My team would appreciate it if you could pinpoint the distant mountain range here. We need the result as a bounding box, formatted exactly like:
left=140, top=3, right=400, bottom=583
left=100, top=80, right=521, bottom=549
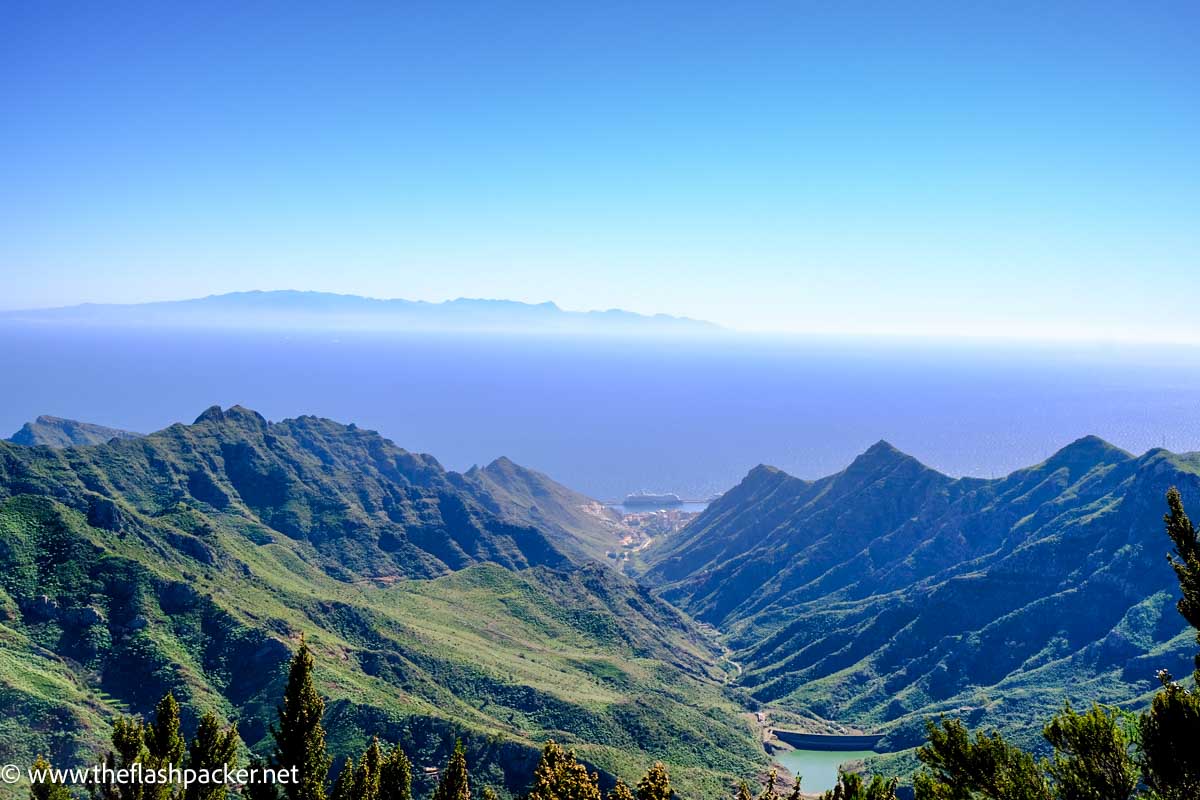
left=7, top=415, right=142, bottom=448
left=0, top=291, right=721, bottom=335
left=639, top=436, right=1200, bottom=765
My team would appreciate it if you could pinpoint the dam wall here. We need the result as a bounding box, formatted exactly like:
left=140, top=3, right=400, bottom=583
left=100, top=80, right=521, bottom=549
left=771, top=729, right=883, bottom=752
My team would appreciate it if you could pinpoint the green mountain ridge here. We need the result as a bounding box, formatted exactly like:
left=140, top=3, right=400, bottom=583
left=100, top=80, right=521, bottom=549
left=463, top=457, right=631, bottom=564
left=7, top=405, right=1198, bottom=795
left=0, top=407, right=763, bottom=798
left=640, top=436, right=1200, bottom=762
left=7, top=416, right=143, bottom=448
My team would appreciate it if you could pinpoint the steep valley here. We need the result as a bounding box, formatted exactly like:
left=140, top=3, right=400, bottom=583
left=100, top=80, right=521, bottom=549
left=0, top=408, right=763, bottom=798
left=3, top=405, right=1200, bottom=797
left=639, top=437, right=1200, bottom=769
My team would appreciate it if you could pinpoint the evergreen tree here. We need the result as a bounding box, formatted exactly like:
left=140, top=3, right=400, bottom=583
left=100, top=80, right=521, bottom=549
left=353, top=738, right=383, bottom=800
left=757, top=770, right=779, bottom=800
left=606, top=781, right=635, bottom=800
left=818, top=773, right=897, bottom=800
left=635, top=763, right=670, bottom=800
left=29, top=755, right=72, bottom=800
left=480, top=790, right=500, bottom=800
left=432, top=741, right=470, bottom=800
left=784, top=776, right=803, bottom=800
left=1138, top=674, right=1200, bottom=800
left=912, top=489, right=1200, bottom=800
left=527, top=741, right=600, bottom=800
left=735, top=782, right=752, bottom=800
left=914, top=718, right=1050, bottom=800
left=90, top=716, right=149, bottom=800
left=1164, top=486, right=1200, bottom=681
left=184, top=712, right=240, bottom=800
left=330, top=758, right=355, bottom=800
left=1042, top=703, right=1135, bottom=800
left=379, top=744, right=413, bottom=800
left=1138, top=488, right=1200, bottom=798
left=244, top=758, right=281, bottom=800
left=144, top=692, right=186, bottom=800
left=272, top=637, right=331, bottom=800
left=114, top=718, right=148, bottom=771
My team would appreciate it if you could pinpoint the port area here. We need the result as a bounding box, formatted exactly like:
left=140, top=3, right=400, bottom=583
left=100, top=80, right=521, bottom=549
left=600, top=499, right=708, bottom=571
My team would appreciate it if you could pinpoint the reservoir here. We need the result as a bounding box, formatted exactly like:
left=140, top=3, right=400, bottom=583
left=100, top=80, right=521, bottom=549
left=773, top=749, right=876, bottom=795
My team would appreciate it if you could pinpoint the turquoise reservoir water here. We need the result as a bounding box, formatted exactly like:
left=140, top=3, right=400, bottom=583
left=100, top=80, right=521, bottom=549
left=773, top=749, right=876, bottom=794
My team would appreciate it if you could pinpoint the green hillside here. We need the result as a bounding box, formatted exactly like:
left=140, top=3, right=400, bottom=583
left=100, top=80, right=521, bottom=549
left=641, top=438, right=1200, bottom=760
left=462, top=456, right=631, bottom=564
left=0, top=408, right=765, bottom=798
left=7, top=416, right=142, bottom=448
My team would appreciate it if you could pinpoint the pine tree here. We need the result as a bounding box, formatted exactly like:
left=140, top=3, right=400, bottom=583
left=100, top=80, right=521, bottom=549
left=784, top=775, right=803, bottom=800
left=113, top=717, right=148, bottom=771
left=432, top=741, right=470, bottom=800
left=914, top=718, right=1050, bottom=800
left=90, top=716, right=149, bottom=800
left=184, top=712, right=240, bottom=800
left=1042, top=703, right=1135, bottom=800
left=145, top=692, right=186, bottom=800
left=29, top=755, right=71, bottom=800
left=757, top=770, right=779, bottom=800
left=735, top=782, right=752, bottom=800
left=635, top=763, right=670, bottom=800
left=330, top=758, right=355, bottom=800
left=1139, top=676, right=1200, bottom=800
left=479, top=790, right=500, bottom=800
left=354, top=738, right=383, bottom=800
left=818, top=773, right=897, bottom=800
left=1164, top=486, right=1200, bottom=682
left=272, top=637, right=331, bottom=800
left=244, top=758, right=281, bottom=800
left=606, top=781, right=635, bottom=800
left=1138, top=488, right=1200, bottom=799
left=379, top=744, right=413, bottom=800
left=527, top=741, right=600, bottom=800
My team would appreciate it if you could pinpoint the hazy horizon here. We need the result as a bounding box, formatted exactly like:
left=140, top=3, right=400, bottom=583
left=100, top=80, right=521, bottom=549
left=5, top=2, right=1198, bottom=342
left=9, top=288, right=1200, bottom=347
left=6, top=323, right=1200, bottom=500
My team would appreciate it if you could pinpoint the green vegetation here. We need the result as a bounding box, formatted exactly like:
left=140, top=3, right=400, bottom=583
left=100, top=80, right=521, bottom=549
left=28, top=756, right=70, bottom=800
left=8, top=405, right=1200, bottom=798
left=21, top=644, right=686, bottom=800
left=272, top=638, right=331, bottom=800
left=6, top=417, right=141, bottom=449
left=0, top=408, right=763, bottom=799
left=633, top=762, right=670, bottom=800
left=526, top=741, right=600, bottom=800
left=707, top=486, right=1200, bottom=800
left=641, top=439, right=1200, bottom=756
left=183, top=713, right=239, bottom=800
left=901, top=487, right=1200, bottom=798
left=463, top=458, right=629, bottom=564
left=431, top=742, right=470, bottom=800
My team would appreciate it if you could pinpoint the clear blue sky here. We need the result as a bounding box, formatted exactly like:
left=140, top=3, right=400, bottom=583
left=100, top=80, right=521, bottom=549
left=3, top=1, right=1198, bottom=341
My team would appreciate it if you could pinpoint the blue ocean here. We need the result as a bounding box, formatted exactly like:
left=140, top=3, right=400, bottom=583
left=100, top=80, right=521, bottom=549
left=4, top=324, right=1200, bottom=501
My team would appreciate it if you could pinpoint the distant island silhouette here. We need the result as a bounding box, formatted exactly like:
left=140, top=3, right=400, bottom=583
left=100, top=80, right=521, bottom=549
left=1, top=290, right=721, bottom=335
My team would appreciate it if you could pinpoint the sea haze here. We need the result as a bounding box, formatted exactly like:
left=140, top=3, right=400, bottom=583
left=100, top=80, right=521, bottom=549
left=3, top=322, right=1200, bottom=500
